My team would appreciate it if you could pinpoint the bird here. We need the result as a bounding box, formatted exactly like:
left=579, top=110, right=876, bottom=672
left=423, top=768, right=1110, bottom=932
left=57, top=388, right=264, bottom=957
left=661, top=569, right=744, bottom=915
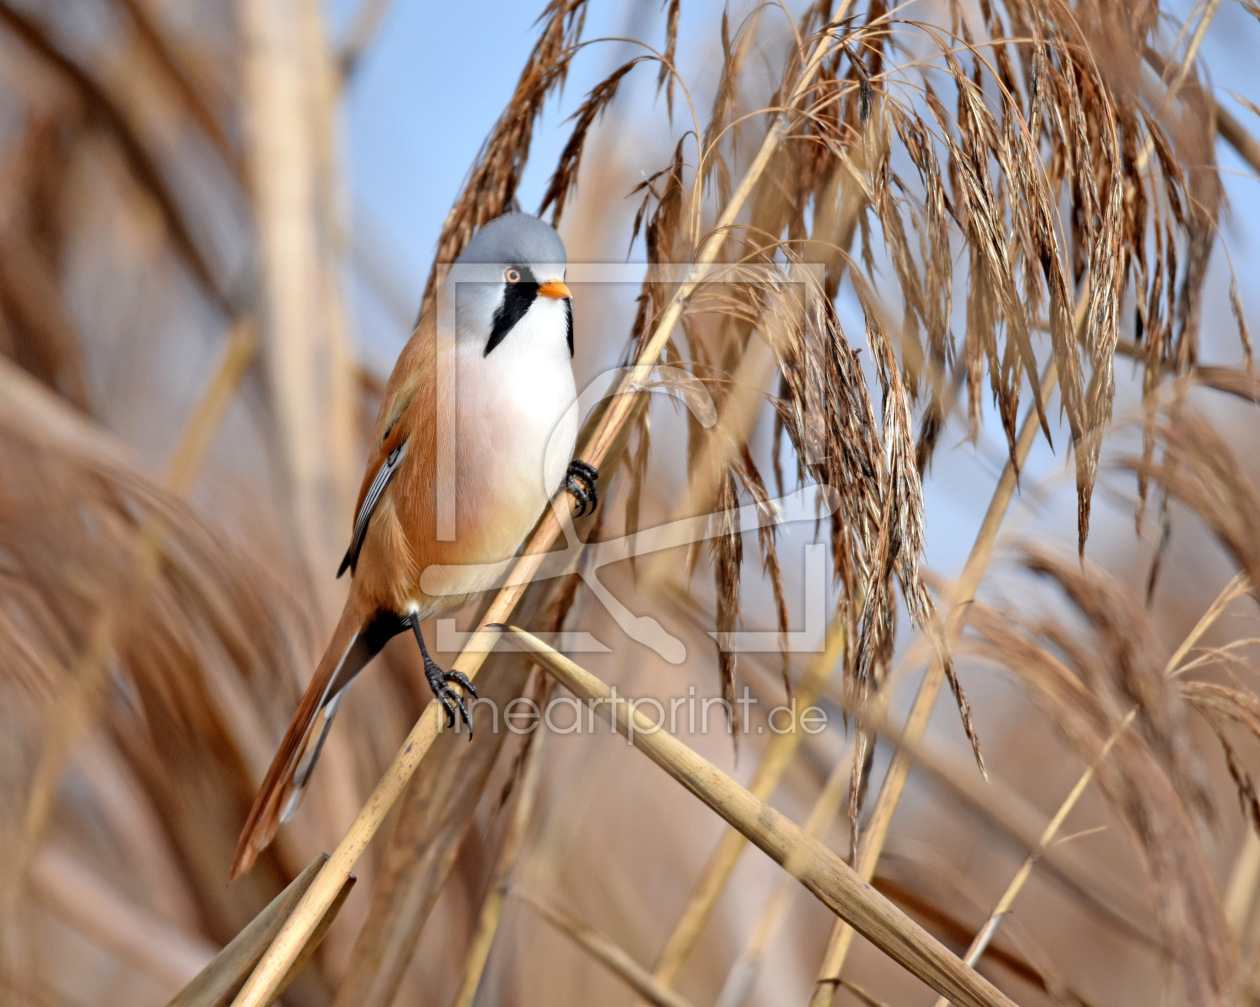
left=230, top=213, right=598, bottom=879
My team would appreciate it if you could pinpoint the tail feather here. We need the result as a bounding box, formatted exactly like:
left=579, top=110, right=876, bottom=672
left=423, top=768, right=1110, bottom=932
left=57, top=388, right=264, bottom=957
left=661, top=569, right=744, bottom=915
left=230, top=605, right=405, bottom=879
left=288, top=691, right=345, bottom=809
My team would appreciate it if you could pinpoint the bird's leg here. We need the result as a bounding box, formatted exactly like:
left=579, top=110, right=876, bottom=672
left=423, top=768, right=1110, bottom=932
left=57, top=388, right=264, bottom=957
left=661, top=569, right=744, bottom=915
left=565, top=459, right=600, bottom=517
left=409, top=615, right=478, bottom=735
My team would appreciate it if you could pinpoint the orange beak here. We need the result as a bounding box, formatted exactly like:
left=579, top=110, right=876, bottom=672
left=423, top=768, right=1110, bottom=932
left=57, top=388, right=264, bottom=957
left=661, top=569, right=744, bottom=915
left=537, top=279, right=571, bottom=300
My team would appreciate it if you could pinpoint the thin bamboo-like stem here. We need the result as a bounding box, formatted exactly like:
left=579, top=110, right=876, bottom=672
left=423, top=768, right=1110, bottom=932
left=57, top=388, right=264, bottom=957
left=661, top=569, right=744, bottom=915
left=928, top=709, right=1137, bottom=1007
left=502, top=626, right=1019, bottom=1007
left=272, top=875, right=356, bottom=1005
left=516, top=889, right=700, bottom=1007
left=1165, top=573, right=1250, bottom=677
left=229, top=20, right=855, bottom=1005
left=807, top=355, right=1061, bottom=1006
left=714, top=756, right=851, bottom=1007
left=640, top=629, right=846, bottom=997
left=1135, top=0, right=1221, bottom=174
left=846, top=696, right=1159, bottom=946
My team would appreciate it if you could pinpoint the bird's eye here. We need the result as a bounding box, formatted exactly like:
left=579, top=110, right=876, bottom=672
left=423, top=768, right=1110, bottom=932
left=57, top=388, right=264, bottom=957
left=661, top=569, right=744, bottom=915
left=505, top=268, right=521, bottom=283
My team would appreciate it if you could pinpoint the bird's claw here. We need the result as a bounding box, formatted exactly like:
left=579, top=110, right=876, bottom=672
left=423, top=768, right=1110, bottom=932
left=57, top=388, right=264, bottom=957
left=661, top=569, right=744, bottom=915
left=425, top=660, right=478, bottom=736
left=565, top=460, right=600, bottom=517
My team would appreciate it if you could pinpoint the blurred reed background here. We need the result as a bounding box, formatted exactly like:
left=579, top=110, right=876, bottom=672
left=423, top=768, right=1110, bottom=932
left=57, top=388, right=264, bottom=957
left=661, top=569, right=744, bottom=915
left=3, top=0, right=1260, bottom=1004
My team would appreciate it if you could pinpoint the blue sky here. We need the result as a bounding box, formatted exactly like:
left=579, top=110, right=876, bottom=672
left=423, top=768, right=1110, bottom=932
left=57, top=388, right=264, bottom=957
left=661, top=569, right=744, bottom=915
left=337, top=1, right=696, bottom=341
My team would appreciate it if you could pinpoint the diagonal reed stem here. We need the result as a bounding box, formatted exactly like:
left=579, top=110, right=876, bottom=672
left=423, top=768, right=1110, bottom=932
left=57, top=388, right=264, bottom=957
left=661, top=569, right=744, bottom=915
left=643, top=631, right=847, bottom=995
left=228, top=19, right=854, bottom=1006
left=501, top=626, right=1019, bottom=1007
left=620, top=627, right=845, bottom=1004
left=167, top=853, right=326, bottom=1007
left=713, top=754, right=852, bottom=1007
left=807, top=354, right=1060, bottom=1006
left=516, top=889, right=700, bottom=1007
left=927, top=708, right=1137, bottom=1007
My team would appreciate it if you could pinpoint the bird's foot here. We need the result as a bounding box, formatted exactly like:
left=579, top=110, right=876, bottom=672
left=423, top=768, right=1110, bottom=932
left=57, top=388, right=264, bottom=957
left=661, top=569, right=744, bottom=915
left=566, top=459, right=600, bottom=517
left=424, top=659, right=478, bottom=735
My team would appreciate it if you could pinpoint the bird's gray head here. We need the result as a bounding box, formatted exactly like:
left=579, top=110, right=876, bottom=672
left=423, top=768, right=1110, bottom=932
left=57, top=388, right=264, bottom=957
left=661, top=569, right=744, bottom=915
left=446, top=213, right=572, bottom=357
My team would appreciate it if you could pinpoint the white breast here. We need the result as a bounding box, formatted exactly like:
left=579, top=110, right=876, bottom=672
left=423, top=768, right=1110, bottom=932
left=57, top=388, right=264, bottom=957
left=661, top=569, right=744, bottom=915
left=453, top=295, right=578, bottom=566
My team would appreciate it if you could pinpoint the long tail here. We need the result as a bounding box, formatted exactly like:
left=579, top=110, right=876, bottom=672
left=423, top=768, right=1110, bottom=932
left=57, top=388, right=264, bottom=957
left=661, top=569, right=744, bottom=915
left=230, top=604, right=405, bottom=879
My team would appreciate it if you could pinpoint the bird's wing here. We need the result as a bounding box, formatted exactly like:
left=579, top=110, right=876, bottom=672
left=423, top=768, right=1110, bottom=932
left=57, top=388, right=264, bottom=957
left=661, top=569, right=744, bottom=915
left=233, top=317, right=440, bottom=880
left=338, top=428, right=409, bottom=577
left=338, top=312, right=438, bottom=577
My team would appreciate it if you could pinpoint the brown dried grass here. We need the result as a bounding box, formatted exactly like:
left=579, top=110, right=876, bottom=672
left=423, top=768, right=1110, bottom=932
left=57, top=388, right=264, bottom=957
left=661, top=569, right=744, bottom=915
left=3, top=0, right=1260, bottom=1005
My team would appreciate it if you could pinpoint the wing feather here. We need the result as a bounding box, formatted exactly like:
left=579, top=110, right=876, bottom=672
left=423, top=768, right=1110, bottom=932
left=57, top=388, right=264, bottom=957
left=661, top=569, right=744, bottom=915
left=338, top=438, right=408, bottom=577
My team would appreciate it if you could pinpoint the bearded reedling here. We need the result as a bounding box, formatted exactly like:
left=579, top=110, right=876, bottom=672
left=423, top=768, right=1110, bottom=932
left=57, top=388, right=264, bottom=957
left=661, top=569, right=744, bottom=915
left=231, top=214, right=598, bottom=879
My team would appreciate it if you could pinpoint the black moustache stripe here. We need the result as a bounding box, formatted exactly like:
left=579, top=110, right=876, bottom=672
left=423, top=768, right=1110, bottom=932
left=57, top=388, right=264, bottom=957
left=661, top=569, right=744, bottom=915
left=484, top=279, right=538, bottom=356
left=565, top=296, right=574, bottom=357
